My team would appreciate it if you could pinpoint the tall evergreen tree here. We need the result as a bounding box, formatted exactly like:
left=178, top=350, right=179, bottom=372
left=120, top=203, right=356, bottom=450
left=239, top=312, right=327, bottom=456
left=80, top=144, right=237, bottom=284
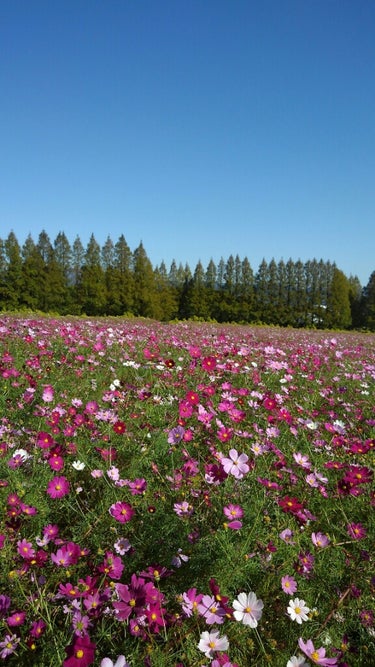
left=53, top=232, right=73, bottom=313
left=348, top=275, right=363, bottom=328
left=154, top=261, right=178, bottom=320
left=81, top=234, right=107, bottom=315
left=237, top=256, right=254, bottom=322
left=362, top=271, right=375, bottom=331
left=3, top=232, right=23, bottom=309
left=326, top=268, right=352, bottom=329
left=132, top=242, right=158, bottom=318
left=113, top=234, right=134, bottom=314
left=254, top=258, right=269, bottom=322
left=20, top=234, right=45, bottom=310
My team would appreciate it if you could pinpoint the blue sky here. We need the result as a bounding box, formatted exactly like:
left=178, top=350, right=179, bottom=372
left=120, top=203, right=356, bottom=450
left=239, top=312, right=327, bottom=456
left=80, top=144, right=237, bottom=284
left=1, top=0, right=375, bottom=286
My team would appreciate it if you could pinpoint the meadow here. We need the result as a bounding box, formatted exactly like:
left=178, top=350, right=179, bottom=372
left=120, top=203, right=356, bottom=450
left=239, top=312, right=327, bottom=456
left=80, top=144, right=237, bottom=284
left=0, top=316, right=374, bottom=667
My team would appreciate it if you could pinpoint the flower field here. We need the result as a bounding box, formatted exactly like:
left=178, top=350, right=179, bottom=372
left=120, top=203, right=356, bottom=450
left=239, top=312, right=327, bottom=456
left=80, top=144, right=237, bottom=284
left=0, top=316, right=374, bottom=666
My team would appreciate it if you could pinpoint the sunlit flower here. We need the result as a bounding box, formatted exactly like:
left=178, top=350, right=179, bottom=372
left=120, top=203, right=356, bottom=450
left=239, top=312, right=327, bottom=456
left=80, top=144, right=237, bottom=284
left=72, top=460, right=86, bottom=471
left=232, top=591, right=263, bottom=627
left=281, top=576, right=297, bottom=595
left=109, top=502, right=134, bottom=524
left=287, top=598, right=310, bottom=624
left=311, top=532, right=330, bottom=548
left=221, top=449, right=249, bottom=479
left=286, top=656, right=309, bottom=667
left=100, top=657, right=129, bottom=667
left=198, top=630, right=229, bottom=659
left=47, top=476, right=70, bottom=499
left=198, top=594, right=226, bottom=624
left=298, top=638, right=338, bottom=665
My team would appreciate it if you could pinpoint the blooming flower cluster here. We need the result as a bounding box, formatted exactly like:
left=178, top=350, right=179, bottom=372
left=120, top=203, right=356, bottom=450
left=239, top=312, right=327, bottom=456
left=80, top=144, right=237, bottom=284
left=0, top=316, right=373, bottom=666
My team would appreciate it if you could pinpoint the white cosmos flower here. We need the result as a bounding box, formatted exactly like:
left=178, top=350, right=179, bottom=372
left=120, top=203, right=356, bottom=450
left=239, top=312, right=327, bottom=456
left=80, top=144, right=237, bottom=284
left=232, top=591, right=264, bottom=627
left=287, top=597, right=310, bottom=624
left=286, top=656, right=309, bottom=667
left=72, top=460, right=85, bottom=470
left=197, top=630, right=229, bottom=659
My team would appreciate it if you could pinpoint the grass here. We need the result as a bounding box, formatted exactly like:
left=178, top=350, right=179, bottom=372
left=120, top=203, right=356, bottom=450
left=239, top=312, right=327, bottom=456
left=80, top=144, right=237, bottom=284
left=0, top=316, right=374, bottom=666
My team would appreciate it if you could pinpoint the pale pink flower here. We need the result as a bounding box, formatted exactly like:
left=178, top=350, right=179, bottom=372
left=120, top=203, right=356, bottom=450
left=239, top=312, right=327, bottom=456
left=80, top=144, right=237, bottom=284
left=232, top=591, right=263, bottom=627
left=221, top=449, right=249, bottom=479
left=198, top=630, right=229, bottom=659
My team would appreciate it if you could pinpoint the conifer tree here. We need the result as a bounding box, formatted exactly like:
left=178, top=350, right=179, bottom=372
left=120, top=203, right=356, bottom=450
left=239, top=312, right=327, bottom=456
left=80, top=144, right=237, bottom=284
left=326, top=268, right=352, bottom=329
left=3, top=232, right=23, bottom=309
left=20, top=234, right=45, bottom=310
left=132, top=242, right=158, bottom=318
left=362, top=271, right=375, bottom=331
left=81, top=234, right=107, bottom=315
left=113, top=234, right=134, bottom=314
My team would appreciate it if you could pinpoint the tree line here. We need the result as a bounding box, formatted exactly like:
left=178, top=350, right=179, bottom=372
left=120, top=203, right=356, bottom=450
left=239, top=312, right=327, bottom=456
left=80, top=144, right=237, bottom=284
left=1, top=230, right=374, bottom=330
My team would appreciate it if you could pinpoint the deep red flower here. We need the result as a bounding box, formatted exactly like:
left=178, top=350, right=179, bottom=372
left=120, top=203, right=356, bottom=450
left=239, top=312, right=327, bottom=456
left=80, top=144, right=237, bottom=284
left=112, top=421, right=126, bottom=435
left=278, top=496, right=304, bottom=514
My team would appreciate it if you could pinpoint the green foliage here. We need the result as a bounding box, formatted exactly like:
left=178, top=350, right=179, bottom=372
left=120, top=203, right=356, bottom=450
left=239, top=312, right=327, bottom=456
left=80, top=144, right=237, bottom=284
left=0, top=230, right=372, bottom=328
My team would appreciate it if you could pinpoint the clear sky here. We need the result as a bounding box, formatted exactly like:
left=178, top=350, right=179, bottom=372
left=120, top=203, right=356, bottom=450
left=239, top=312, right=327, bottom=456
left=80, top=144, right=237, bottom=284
left=1, top=0, right=375, bottom=286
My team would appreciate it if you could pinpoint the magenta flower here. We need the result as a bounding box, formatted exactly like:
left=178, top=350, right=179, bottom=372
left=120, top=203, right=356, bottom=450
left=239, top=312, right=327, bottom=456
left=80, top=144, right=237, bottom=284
left=281, top=575, right=298, bottom=595
left=7, top=611, right=26, bottom=626
left=109, top=502, right=134, bottom=523
left=17, top=538, right=35, bottom=559
left=47, top=476, right=70, bottom=499
left=63, top=633, right=96, bottom=667
left=180, top=588, right=203, bottom=617
left=346, top=522, right=367, bottom=540
left=223, top=504, right=244, bottom=520
left=298, top=638, right=338, bottom=665
left=221, top=449, right=249, bottom=479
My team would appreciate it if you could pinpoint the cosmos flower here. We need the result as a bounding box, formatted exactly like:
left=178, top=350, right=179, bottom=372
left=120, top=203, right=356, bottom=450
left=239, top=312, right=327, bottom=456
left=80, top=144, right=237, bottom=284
left=232, top=591, right=263, bottom=627
left=298, top=638, right=338, bottom=665
left=287, top=598, right=310, bottom=624
left=198, top=630, right=229, bottom=659
left=46, top=476, right=70, bottom=499
left=221, top=449, right=249, bottom=479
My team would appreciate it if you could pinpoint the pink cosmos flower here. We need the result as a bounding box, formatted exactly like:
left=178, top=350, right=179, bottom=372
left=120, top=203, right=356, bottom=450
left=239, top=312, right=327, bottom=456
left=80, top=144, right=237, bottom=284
left=298, top=638, right=338, bottom=665
left=0, top=634, right=20, bottom=659
left=36, top=431, right=55, bottom=449
left=100, top=657, right=129, bottom=667
left=180, top=588, right=203, bottom=617
left=311, top=532, right=330, bottom=548
left=7, top=611, right=26, bottom=627
left=46, top=476, right=70, bottom=499
left=223, top=504, right=243, bottom=520
left=221, top=449, right=249, bottom=479
left=42, top=385, right=54, bottom=402
left=173, top=501, right=194, bottom=517
left=198, top=595, right=226, bottom=624
left=346, top=522, right=367, bottom=540
left=281, top=575, right=298, bottom=595
left=17, top=538, right=35, bottom=559
left=109, top=502, right=134, bottom=523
